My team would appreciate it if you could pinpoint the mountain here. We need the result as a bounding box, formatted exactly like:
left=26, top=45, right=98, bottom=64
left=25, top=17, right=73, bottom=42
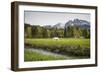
left=53, top=23, right=65, bottom=29
left=73, top=19, right=90, bottom=29
left=65, top=19, right=90, bottom=29
left=42, top=19, right=90, bottom=29
left=65, top=20, right=73, bottom=27
left=43, top=25, right=52, bottom=29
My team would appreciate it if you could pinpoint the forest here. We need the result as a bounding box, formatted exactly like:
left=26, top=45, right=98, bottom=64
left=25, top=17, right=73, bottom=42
left=24, top=23, right=90, bottom=39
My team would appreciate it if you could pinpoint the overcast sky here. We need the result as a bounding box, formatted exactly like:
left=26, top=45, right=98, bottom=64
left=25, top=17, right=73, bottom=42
left=24, top=11, right=90, bottom=26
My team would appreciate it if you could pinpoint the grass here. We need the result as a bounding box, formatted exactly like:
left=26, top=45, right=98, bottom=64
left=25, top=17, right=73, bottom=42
left=25, top=38, right=90, bottom=47
left=24, top=49, right=66, bottom=61
left=24, top=38, right=90, bottom=61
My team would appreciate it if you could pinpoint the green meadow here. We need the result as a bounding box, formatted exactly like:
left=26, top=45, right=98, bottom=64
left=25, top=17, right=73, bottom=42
left=25, top=38, right=90, bottom=47
left=24, top=38, right=90, bottom=61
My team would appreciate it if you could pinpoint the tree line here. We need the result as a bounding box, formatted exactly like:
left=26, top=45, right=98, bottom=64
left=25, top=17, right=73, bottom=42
left=24, top=23, right=90, bottom=38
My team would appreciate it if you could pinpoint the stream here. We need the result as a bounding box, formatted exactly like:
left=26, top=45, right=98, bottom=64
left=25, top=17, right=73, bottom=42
left=26, top=48, right=80, bottom=59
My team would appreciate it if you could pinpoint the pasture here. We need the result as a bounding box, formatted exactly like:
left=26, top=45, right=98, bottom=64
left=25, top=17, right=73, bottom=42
left=24, top=38, right=90, bottom=61
left=25, top=38, right=90, bottom=47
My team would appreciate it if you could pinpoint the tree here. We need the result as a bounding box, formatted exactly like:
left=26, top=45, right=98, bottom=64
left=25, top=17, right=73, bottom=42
left=82, top=29, right=90, bottom=38
left=64, top=26, right=73, bottom=37
left=73, top=26, right=82, bottom=38
left=26, top=26, right=32, bottom=38
left=64, top=25, right=83, bottom=38
left=42, top=28, right=51, bottom=38
left=24, top=23, right=32, bottom=38
left=50, top=29, right=55, bottom=38
left=57, top=29, right=64, bottom=38
left=31, top=26, right=43, bottom=38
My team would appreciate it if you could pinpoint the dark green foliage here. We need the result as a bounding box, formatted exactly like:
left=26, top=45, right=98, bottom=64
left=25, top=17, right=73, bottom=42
left=24, top=23, right=64, bottom=38
left=73, top=26, right=82, bottom=38
left=64, top=26, right=73, bottom=37
left=64, top=25, right=90, bottom=38
left=24, top=24, right=32, bottom=38
left=42, top=28, right=51, bottom=38
left=82, top=29, right=90, bottom=38
left=32, top=26, right=43, bottom=38
left=24, top=23, right=90, bottom=39
left=64, top=26, right=83, bottom=38
left=51, top=28, right=64, bottom=38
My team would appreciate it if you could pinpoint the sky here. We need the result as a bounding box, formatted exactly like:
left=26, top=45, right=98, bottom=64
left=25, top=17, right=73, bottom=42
left=24, top=11, right=90, bottom=26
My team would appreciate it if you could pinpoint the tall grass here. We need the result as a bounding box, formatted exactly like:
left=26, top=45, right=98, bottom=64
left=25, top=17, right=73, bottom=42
left=24, top=49, right=66, bottom=61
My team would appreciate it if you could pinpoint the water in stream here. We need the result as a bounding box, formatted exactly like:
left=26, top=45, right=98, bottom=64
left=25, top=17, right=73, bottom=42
left=25, top=48, right=85, bottom=60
